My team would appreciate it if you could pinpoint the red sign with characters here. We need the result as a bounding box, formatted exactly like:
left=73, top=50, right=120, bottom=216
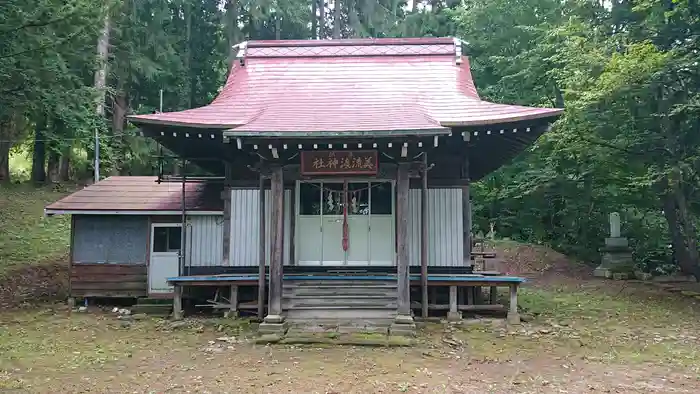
left=300, top=150, right=378, bottom=175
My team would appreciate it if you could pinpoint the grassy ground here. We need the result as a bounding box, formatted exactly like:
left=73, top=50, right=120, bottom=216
left=1, top=279, right=700, bottom=393
left=0, top=184, right=71, bottom=276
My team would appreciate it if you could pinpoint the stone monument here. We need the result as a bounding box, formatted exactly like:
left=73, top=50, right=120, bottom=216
left=594, top=212, right=634, bottom=278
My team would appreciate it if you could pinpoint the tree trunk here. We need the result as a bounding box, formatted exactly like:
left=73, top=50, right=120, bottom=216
left=185, top=2, right=193, bottom=108
left=112, top=89, right=127, bottom=175
left=0, top=139, right=10, bottom=183
left=94, top=12, right=110, bottom=117
left=348, top=0, right=358, bottom=37
left=59, top=149, right=70, bottom=181
left=226, top=0, right=239, bottom=69
left=660, top=181, right=700, bottom=280
left=92, top=8, right=110, bottom=182
left=47, top=149, right=60, bottom=182
left=333, top=0, right=341, bottom=38
left=275, top=11, right=281, bottom=39
left=673, top=178, right=700, bottom=273
left=312, top=0, right=318, bottom=38
left=319, top=0, right=325, bottom=38
left=31, top=116, right=47, bottom=183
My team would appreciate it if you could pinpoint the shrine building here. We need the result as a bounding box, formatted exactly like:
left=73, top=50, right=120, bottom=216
left=46, top=38, right=562, bottom=334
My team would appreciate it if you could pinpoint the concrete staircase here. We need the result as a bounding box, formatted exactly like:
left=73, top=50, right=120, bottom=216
left=283, top=280, right=398, bottom=332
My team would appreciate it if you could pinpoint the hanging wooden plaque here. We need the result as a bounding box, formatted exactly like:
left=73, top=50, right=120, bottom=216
left=300, top=150, right=378, bottom=175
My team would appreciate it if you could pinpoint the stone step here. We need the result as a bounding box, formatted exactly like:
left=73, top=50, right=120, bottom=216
left=286, top=308, right=397, bottom=320
left=131, top=304, right=172, bottom=316
left=286, top=302, right=397, bottom=310
left=284, top=294, right=396, bottom=300
left=136, top=298, right=173, bottom=306
left=286, top=321, right=394, bottom=333
left=284, top=290, right=397, bottom=297
left=285, top=281, right=397, bottom=288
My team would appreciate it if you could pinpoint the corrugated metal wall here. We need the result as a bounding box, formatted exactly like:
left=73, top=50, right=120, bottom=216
left=407, top=188, right=464, bottom=267
left=228, top=189, right=291, bottom=267
left=185, top=215, right=224, bottom=267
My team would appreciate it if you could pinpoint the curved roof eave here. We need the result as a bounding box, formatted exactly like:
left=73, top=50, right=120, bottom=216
left=439, top=108, right=564, bottom=127
left=126, top=115, right=239, bottom=129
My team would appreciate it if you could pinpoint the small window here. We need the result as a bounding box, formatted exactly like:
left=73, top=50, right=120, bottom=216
left=153, top=226, right=181, bottom=253
left=299, top=182, right=322, bottom=215
left=370, top=182, right=393, bottom=214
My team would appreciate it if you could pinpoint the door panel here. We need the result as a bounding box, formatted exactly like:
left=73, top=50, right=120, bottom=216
left=295, top=180, right=395, bottom=266
left=321, top=216, right=345, bottom=265
left=149, top=253, right=179, bottom=294
left=297, top=216, right=322, bottom=265
left=149, top=225, right=181, bottom=295
left=346, top=216, right=370, bottom=265
left=370, top=216, right=394, bottom=265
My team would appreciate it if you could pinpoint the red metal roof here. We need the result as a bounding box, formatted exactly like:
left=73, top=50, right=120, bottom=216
left=128, top=38, right=562, bottom=133
left=45, top=177, right=223, bottom=213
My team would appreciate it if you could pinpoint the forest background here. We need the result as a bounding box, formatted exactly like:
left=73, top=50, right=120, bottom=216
left=1, top=0, right=699, bottom=276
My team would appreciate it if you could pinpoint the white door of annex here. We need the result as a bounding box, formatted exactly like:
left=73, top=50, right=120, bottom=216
left=149, top=223, right=181, bottom=295
left=296, top=181, right=394, bottom=266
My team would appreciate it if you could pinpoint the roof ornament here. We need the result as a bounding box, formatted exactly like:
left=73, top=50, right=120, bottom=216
left=454, top=37, right=463, bottom=65
left=234, top=41, right=248, bottom=66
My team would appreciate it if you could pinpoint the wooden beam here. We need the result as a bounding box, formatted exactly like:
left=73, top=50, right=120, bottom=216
left=396, top=162, right=411, bottom=317
left=420, top=154, right=429, bottom=319
left=266, top=165, right=284, bottom=319
left=226, top=284, right=239, bottom=318
left=289, top=182, right=296, bottom=266
left=68, top=215, right=76, bottom=306
left=447, top=285, right=461, bottom=321
left=257, top=174, right=266, bottom=320
left=508, top=284, right=520, bottom=324
left=173, top=284, right=183, bottom=320
left=462, top=154, right=472, bottom=266
left=222, top=162, right=232, bottom=266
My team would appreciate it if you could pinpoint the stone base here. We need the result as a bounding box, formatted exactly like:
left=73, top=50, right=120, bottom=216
left=506, top=311, right=520, bottom=324
left=390, top=314, right=416, bottom=336
left=389, top=322, right=416, bottom=336
left=258, top=322, right=288, bottom=335
left=595, top=237, right=634, bottom=278
left=446, top=311, right=462, bottom=322
left=593, top=266, right=613, bottom=278
left=259, top=314, right=288, bottom=335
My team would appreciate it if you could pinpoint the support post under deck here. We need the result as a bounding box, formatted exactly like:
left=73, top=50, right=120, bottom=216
left=462, top=154, right=472, bottom=267
left=260, top=165, right=287, bottom=334
left=257, top=174, right=266, bottom=320
left=391, top=162, right=415, bottom=335
left=420, top=154, right=429, bottom=319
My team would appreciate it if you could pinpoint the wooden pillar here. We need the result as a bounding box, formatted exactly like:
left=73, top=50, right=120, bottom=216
left=490, top=286, right=498, bottom=304
left=462, top=155, right=472, bottom=266
left=257, top=174, right=266, bottom=320
left=226, top=284, right=238, bottom=318
left=222, top=162, right=232, bottom=266
left=420, top=154, right=429, bottom=319
left=264, top=165, right=285, bottom=324
left=507, top=284, right=520, bottom=324
left=394, top=162, right=412, bottom=321
left=447, top=285, right=461, bottom=321
left=173, top=284, right=183, bottom=320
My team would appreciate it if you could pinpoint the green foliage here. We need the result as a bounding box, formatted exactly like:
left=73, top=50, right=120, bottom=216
left=459, top=0, right=700, bottom=273
left=1, top=0, right=699, bottom=274
left=0, top=184, right=71, bottom=275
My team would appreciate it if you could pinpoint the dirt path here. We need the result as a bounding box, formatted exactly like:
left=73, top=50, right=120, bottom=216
left=9, top=339, right=699, bottom=393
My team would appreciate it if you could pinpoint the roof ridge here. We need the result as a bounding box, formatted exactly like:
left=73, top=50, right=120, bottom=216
left=245, top=37, right=455, bottom=48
